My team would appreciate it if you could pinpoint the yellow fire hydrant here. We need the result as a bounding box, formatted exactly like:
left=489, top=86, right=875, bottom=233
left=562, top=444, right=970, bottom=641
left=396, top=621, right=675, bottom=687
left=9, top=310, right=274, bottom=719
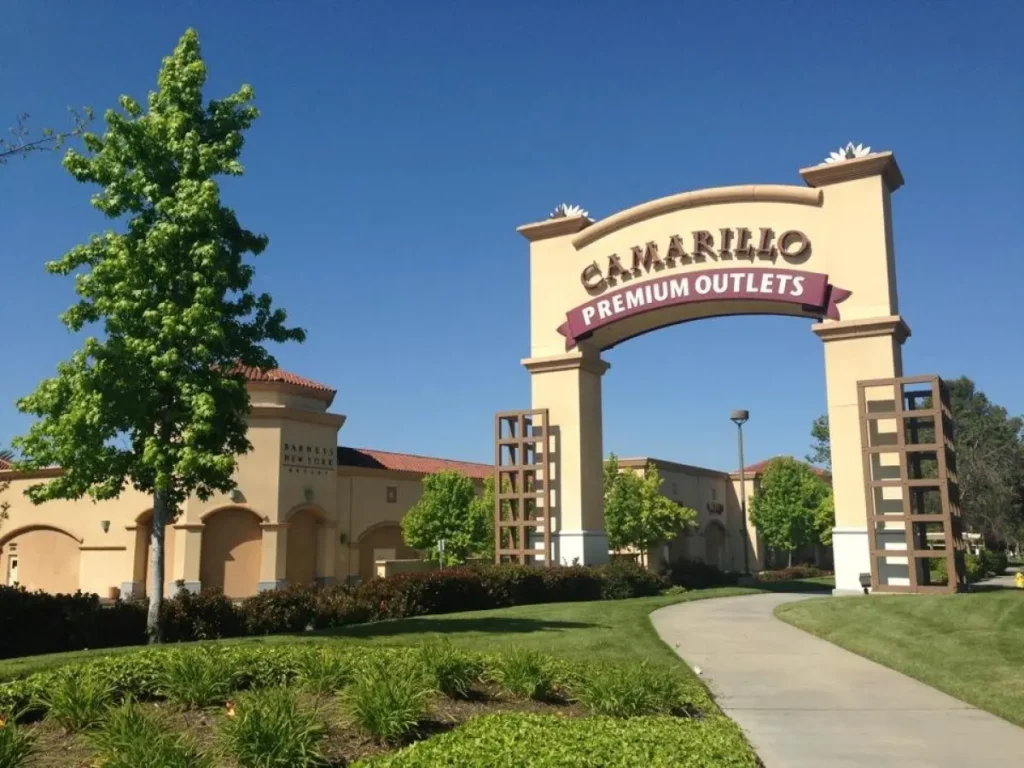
left=1015, top=572, right=1024, bottom=589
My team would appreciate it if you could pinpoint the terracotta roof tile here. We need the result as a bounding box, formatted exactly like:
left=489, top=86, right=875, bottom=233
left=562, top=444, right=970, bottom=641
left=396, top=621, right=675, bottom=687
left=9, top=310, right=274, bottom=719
left=732, top=456, right=831, bottom=478
left=233, top=366, right=336, bottom=394
left=0, top=457, right=11, bottom=470
left=337, top=447, right=491, bottom=480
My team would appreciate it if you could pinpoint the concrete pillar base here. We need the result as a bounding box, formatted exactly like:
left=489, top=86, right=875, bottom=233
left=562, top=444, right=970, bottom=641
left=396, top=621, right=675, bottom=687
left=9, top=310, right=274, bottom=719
left=119, top=581, right=144, bottom=599
left=257, top=579, right=288, bottom=592
left=554, top=530, right=608, bottom=566
left=832, top=526, right=870, bottom=593
left=315, top=576, right=336, bottom=587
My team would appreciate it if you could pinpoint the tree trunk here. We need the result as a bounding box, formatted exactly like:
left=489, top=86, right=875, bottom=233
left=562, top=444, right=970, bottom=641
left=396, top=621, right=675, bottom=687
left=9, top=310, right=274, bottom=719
left=788, top=549, right=793, bottom=568
left=147, top=489, right=168, bottom=644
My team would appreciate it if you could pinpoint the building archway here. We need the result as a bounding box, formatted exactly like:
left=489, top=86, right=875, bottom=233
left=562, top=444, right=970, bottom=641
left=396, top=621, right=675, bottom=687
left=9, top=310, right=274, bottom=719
left=703, top=521, right=728, bottom=571
left=357, top=521, right=418, bottom=581
left=0, top=525, right=82, bottom=593
left=517, top=151, right=909, bottom=593
left=200, top=507, right=262, bottom=598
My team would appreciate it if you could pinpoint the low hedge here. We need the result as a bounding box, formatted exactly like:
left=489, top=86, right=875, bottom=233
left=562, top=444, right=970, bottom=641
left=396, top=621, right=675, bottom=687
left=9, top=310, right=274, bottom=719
left=353, top=712, right=759, bottom=768
left=755, top=565, right=832, bottom=583
left=0, top=560, right=666, bottom=660
left=664, top=558, right=740, bottom=590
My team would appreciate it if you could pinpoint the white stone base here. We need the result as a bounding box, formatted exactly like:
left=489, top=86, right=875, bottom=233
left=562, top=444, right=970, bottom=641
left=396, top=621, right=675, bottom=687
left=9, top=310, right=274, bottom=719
left=554, top=530, right=609, bottom=566
left=832, top=526, right=871, bottom=594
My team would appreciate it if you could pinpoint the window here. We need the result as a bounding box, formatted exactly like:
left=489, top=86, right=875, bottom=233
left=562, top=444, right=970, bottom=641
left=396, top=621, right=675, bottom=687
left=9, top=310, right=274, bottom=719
left=386, top=486, right=398, bottom=504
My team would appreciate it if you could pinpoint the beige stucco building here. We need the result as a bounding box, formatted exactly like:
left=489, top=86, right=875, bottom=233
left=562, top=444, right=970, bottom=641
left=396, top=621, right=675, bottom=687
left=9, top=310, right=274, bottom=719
left=0, top=367, right=807, bottom=598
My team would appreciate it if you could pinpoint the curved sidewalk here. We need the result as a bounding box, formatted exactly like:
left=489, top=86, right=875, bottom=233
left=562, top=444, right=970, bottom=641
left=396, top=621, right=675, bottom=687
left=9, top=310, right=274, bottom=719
left=652, top=593, right=1024, bottom=768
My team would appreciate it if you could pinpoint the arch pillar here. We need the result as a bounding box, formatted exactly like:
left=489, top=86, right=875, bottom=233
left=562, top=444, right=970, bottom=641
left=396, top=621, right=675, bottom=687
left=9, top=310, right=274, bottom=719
left=523, top=349, right=610, bottom=565
left=258, top=522, right=289, bottom=591
left=315, top=521, right=337, bottom=586
left=814, top=315, right=910, bottom=593
left=172, top=523, right=203, bottom=593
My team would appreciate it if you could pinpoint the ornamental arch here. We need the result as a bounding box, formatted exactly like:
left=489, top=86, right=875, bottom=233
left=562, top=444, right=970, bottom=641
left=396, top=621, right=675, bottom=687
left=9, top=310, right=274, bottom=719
left=516, top=151, right=911, bottom=594
left=199, top=506, right=263, bottom=598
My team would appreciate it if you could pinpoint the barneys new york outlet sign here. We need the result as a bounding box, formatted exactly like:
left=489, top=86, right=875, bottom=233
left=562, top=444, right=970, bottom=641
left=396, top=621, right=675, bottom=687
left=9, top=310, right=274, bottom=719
left=558, top=227, right=851, bottom=350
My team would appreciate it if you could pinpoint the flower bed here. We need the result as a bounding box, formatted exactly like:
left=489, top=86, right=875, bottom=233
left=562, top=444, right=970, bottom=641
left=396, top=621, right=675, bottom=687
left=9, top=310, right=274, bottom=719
left=0, top=643, right=757, bottom=767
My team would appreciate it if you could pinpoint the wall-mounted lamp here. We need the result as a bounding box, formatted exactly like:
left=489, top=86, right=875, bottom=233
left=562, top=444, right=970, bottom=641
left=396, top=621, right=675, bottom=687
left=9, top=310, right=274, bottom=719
left=304, top=487, right=314, bottom=503
left=100, top=520, right=110, bottom=534
left=230, top=489, right=245, bottom=504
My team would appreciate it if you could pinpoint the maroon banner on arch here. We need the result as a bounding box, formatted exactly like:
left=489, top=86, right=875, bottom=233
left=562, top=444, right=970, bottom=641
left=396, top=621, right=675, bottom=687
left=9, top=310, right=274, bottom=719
left=556, top=267, right=851, bottom=350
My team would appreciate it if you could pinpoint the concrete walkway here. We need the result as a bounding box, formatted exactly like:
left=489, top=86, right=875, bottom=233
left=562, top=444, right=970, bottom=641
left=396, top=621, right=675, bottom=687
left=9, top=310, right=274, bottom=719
left=652, top=593, right=1024, bottom=767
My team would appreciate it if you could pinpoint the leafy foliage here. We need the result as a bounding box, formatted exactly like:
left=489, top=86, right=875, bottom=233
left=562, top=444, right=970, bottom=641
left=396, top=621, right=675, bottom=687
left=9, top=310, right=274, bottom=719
left=603, top=455, right=697, bottom=562
left=37, top=666, right=113, bottom=731
left=90, top=698, right=211, bottom=768
left=0, top=716, right=36, bottom=768
left=0, top=108, right=92, bottom=166
left=345, top=653, right=433, bottom=745
left=417, top=639, right=482, bottom=699
left=10, top=29, right=304, bottom=639
left=158, top=647, right=235, bottom=708
left=295, top=648, right=353, bottom=697
left=401, top=471, right=490, bottom=564
left=488, top=647, right=554, bottom=701
left=576, top=661, right=691, bottom=717
left=353, top=712, right=759, bottom=768
left=749, top=458, right=832, bottom=563
left=805, top=414, right=831, bottom=470
left=220, top=687, right=327, bottom=768
left=664, top=558, right=739, bottom=590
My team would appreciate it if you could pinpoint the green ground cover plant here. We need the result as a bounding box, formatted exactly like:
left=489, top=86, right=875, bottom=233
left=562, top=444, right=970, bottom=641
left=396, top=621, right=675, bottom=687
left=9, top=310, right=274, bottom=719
left=220, top=687, right=327, bottom=768
left=89, top=699, right=211, bottom=768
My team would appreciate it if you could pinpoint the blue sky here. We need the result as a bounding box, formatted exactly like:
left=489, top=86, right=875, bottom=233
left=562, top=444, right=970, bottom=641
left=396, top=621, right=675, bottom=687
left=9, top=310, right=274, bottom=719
left=2, top=2, right=1021, bottom=473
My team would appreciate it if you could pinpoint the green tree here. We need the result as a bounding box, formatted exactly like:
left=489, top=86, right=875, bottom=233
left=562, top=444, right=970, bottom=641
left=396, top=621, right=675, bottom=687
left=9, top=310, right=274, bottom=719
left=402, top=471, right=490, bottom=565
left=1, top=108, right=92, bottom=165
left=805, top=415, right=831, bottom=470
left=0, top=448, right=12, bottom=532
left=10, top=30, right=304, bottom=641
left=470, top=475, right=500, bottom=559
left=603, top=454, right=697, bottom=565
left=749, top=457, right=830, bottom=566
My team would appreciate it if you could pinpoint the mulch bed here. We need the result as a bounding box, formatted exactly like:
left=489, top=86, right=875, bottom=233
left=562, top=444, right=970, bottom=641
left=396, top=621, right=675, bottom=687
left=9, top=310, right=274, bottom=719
left=22, top=687, right=586, bottom=766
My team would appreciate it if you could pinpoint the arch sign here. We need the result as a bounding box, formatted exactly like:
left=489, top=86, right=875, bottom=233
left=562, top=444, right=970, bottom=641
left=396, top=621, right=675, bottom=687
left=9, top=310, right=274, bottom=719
left=516, top=149, right=910, bottom=595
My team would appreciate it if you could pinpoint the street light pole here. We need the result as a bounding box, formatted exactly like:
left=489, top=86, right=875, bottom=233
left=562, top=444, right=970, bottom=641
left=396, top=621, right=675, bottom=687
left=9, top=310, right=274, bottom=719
left=730, top=409, right=750, bottom=575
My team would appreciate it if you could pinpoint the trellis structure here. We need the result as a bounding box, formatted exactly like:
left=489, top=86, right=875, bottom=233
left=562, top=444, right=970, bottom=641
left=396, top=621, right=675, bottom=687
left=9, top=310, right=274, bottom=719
left=858, top=374, right=966, bottom=593
left=493, top=409, right=552, bottom=565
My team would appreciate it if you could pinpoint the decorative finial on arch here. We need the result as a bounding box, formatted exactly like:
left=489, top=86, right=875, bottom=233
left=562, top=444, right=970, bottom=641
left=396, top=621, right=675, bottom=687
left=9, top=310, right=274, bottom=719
left=824, top=142, right=872, bottom=164
left=549, top=203, right=589, bottom=219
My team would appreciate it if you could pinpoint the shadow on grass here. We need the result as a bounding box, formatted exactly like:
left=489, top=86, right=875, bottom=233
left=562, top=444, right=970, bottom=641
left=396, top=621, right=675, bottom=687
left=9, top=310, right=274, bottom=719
left=743, top=579, right=834, bottom=594
left=312, top=616, right=603, bottom=639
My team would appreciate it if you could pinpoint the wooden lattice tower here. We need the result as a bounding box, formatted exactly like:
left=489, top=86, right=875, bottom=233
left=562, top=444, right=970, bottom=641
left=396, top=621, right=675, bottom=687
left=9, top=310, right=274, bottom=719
left=494, top=409, right=552, bottom=565
left=858, top=375, right=966, bottom=593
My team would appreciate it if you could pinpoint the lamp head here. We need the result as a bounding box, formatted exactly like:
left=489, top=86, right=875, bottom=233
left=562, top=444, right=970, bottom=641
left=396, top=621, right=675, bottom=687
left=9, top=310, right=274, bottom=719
left=730, top=409, right=750, bottom=426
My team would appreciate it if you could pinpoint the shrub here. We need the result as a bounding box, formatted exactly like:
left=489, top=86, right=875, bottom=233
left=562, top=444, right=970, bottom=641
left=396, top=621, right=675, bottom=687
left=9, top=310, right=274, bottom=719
left=345, top=653, right=434, bottom=744
left=489, top=648, right=554, bottom=701
left=161, top=588, right=244, bottom=642
left=353, top=712, right=760, bottom=768
left=159, top=648, right=235, bottom=708
left=980, top=549, right=1008, bottom=578
left=240, top=585, right=319, bottom=635
left=595, top=560, right=667, bottom=599
left=665, top=558, right=739, bottom=590
left=309, top=586, right=370, bottom=629
left=90, top=698, right=211, bottom=768
left=220, top=687, right=326, bottom=768
left=0, top=716, right=36, bottom=768
left=965, top=553, right=984, bottom=583
left=37, top=666, right=113, bottom=731
left=417, top=640, right=482, bottom=699
left=296, top=648, right=352, bottom=697
left=575, top=662, right=691, bottom=717
left=755, top=565, right=831, bottom=583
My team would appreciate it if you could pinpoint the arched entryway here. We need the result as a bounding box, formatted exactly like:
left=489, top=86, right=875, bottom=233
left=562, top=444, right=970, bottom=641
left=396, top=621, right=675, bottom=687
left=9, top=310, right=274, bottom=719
left=285, top=507, right=321, bottom=586
left=200, top=507, right=262, bottom=598
left=0, top=525, right=81, bottom=593
left=357, top=522, right=418, bottom=581
left=132, top=510, right=178, bottom=597
left=704, top=521, right=727, bottom=571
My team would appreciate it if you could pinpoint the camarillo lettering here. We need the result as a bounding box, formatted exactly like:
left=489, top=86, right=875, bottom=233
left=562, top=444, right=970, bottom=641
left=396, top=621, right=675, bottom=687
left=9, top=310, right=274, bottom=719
left=580, top=227, right=811, bottom=294
left=557, top=267, right=851, bottom=350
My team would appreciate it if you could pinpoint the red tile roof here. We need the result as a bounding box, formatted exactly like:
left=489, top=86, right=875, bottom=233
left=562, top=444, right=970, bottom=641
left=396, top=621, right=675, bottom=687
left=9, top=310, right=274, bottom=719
left=337, top=447, right=492, bottom=480
left=732, top=456, right=831, bottom=478
left=0, top=457, right=11, bottom=471
left=234, top=366, right=336, bottom=394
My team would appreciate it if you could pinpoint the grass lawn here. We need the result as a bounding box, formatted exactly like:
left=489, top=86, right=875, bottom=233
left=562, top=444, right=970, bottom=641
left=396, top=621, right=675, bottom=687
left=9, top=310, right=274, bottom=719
left=0, top=580, right=830, bottom=681
left=776, top=590, right=1024, bottom=726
